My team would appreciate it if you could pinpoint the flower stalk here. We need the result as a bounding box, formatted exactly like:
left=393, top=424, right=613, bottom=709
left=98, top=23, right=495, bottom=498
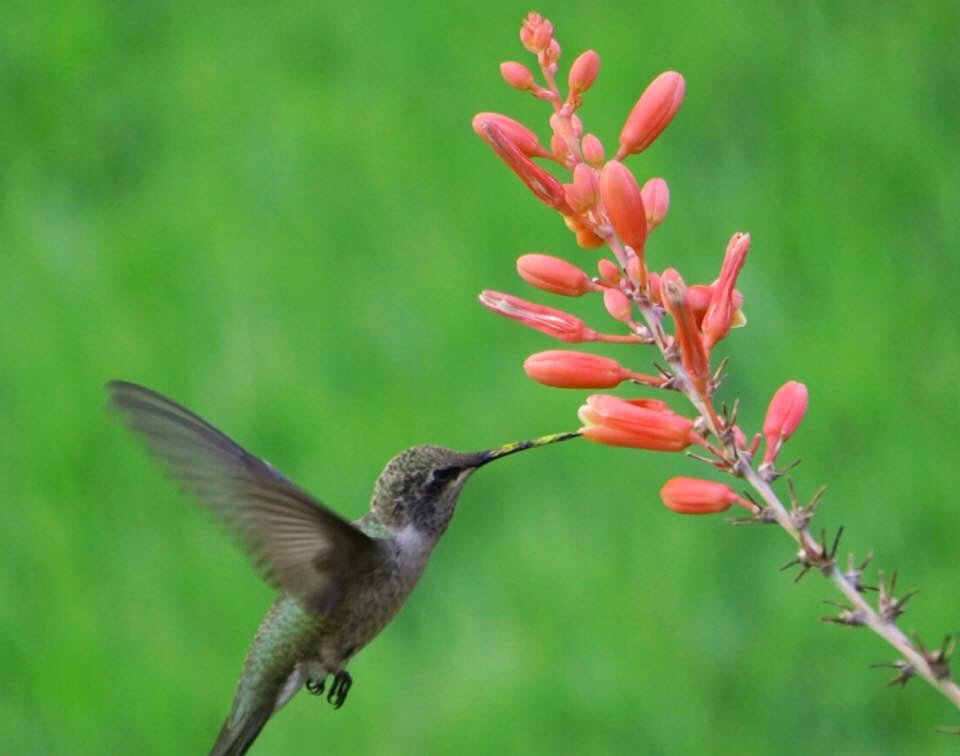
left=473, top=10, right=960, bottom=723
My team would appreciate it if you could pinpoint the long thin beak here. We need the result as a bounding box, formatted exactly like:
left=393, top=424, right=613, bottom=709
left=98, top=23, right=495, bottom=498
left=472, top=430, right=581, bottom=467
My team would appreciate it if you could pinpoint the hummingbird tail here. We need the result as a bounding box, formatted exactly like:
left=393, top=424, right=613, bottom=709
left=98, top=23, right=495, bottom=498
left=209, top=701, right=274, bottom=756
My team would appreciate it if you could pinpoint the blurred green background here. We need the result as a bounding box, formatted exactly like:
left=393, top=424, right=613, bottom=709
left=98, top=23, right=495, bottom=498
left=2, top=1, right=959, bottom=753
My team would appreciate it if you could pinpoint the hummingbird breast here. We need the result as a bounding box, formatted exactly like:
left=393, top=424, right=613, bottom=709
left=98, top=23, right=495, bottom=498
left=311, top=528, right=432, bottom=671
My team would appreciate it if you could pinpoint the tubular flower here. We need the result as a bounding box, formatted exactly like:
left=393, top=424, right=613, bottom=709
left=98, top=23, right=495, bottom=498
left=516, top=254, right=593, bottom=297
left=581, top=133, right=605, bottom=166
left=568, top=163, right=600, bottom=213
left=471, top=112, right=544, bottom=157
left=660, top=477, right=747, bottom=515
left=640, top=178, right=670, bottom=230
left=478, top=290, right=595, bottom=342
left=603, top=287, right=632, bottom=323
left=762, top=381, right=809, bottom=465
left=660, top=268, right=710, bottom=394
left=578, top=394, right=698, bottom=451
left=500, top=61, right=536, bottom=91
left=617, top=71, right=686, bottom=158
left=568, top=50, right=600, bottom=95
left=599, top=160, right=648, bottom=253
left=597, top=259, right=621, bottom=285
left=473, top=118, right=570, bottom=213
left=702, top=232, right=750, bottom=350
left=524, top=350, right=631, bottom=389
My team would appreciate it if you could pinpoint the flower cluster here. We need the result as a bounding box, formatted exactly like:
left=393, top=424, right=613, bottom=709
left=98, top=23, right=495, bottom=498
left=473, top=12, right=960, bottom=720
left=474, top=11, right=807, bottom=515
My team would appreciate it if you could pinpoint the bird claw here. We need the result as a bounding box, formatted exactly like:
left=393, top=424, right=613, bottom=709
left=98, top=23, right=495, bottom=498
left=306, top=677, right=326, bottom=696
left=327, top=671, right=352, bottom=709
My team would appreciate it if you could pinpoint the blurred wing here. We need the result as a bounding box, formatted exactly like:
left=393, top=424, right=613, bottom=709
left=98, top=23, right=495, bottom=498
left=107, top=380, right=380, bottom=615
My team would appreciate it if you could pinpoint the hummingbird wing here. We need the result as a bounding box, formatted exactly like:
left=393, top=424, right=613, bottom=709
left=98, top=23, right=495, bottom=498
left=107, top=380, right=381, bottom=615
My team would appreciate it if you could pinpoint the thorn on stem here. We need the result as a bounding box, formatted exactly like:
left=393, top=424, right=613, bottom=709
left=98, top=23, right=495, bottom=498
left=786, top=483, right=826, bottom=531
left=910, top=631, right=954, bottom=680
left=780, top=549, right=813, bottom=582
left=821, top=599, right=866, bottom=627
left=780, top=527, right=843, bottom=582
left=878, top=570, right=917, bottom=624
left=844, top=550, right=875, bottom=593
left=727, top=492, right=774, bottom=525
left=870, top=659, right=915, bottom=688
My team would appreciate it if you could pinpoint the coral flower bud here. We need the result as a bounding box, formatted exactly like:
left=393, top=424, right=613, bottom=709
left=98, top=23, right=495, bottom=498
left=578, top=394, right=697, bottom=452
left=581, top=133, right=605, bottom=167
left=597, top=259, right=621, bottom=284
left=603, top=287, right=632, bottom=323
left=617, top=71, right=686, bottom=158
left=640, top=178, right=670, bottom=230
left=520, top=12, right=554, bottom=53
left=545, top=39, right=561, bottom=64
left=516, top=254, right=593, bottom=296
left=550, top=133, right=569, bottom=161
left=762, top=380, right=809, bottom=464
left=569, top=114, right=583, bottom=138
left=474, top=119, right=570, bottom=213
left=625, top=255, right=645, bottom=285
left=661, top=268, right=710, bottom=393
left=472, top=112, right=543, bottom=157
left=568, top=163, right=600, bottom=212
left=660, top=477, right=745, bottom=515
left=478, top=290, right=596, bottom=342
left=500, top=61, right=535, bottom=91
left=703, top=232, right=750, bottom=350
left=599, top=160, right=648, bottom=252
left=524, top=350, right=630, bottom=389
left=569, top=50, right=600, bottom=95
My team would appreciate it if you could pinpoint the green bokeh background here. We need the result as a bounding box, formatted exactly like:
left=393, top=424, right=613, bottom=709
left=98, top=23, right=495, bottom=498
left=3, top=1, right=958, bottom=754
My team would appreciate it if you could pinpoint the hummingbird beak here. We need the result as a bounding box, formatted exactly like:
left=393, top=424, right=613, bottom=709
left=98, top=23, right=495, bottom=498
left=470, top=430, right=581, bottom=468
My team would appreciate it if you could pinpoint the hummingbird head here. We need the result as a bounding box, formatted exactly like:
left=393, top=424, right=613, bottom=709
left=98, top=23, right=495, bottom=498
left=370, top=432, right=579, bottom=538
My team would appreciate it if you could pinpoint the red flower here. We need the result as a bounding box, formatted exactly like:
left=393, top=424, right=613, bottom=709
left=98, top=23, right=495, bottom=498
left=524, top=351, right=630, bottom=389
left=660, top=477, right=746, bottom=515
left=578, top=394, right=697, bottom=451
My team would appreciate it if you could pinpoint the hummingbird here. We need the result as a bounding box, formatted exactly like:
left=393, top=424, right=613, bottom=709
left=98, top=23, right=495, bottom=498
left=106, top=380, right=576, bottom=755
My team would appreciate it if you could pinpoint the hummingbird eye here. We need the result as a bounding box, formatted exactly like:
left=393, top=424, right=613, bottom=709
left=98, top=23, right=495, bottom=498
left=425, top=466, right=459, bottom=492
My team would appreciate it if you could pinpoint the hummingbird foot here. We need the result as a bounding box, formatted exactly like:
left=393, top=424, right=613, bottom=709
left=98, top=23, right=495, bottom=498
left=327, top=671, right=352, bottom=710
left=305, top=677, right=326, bottom=696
